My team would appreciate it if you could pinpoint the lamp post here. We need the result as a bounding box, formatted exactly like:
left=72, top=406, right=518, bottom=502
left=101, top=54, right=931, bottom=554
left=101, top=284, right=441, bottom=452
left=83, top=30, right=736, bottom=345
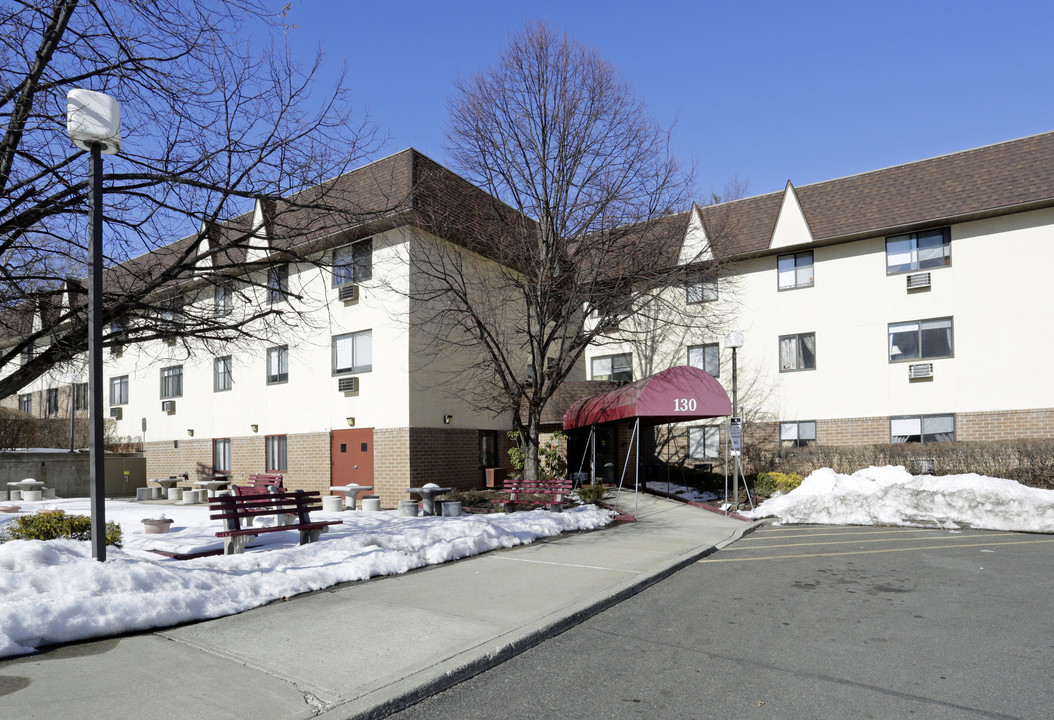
left=724, top=331, right=744, bottom=507
left=67, top=89, right=122, bottom=562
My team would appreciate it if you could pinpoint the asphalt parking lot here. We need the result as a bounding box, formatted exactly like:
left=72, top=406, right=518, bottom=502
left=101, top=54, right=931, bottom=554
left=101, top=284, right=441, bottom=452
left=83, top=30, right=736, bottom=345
left=394, top=524, right=1054, bottom=719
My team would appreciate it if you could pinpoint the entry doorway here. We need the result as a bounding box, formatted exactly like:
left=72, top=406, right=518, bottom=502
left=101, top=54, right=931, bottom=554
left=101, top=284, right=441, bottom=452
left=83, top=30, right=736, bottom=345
left=567, top=425, right=618, bottom=484
left=331, top=428, right=374, bottom=487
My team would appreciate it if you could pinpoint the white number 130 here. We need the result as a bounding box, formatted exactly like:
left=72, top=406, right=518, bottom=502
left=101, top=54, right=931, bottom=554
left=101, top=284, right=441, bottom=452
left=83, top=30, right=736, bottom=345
left=674, top=398, right=697, bottom=412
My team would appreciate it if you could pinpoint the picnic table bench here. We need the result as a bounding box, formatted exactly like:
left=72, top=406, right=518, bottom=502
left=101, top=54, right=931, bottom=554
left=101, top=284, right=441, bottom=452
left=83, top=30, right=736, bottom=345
left=498, top=477, right=574, bottom=512
left=209, top=488, right=341, bottom=555
left=230, top=474, right=285, bottom=526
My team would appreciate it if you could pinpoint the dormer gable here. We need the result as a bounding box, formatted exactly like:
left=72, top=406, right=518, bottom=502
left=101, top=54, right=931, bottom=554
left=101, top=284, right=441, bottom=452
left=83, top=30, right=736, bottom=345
left=677, top=203, right=714, bottom=266
left=769, top=181, right=815, bottom=249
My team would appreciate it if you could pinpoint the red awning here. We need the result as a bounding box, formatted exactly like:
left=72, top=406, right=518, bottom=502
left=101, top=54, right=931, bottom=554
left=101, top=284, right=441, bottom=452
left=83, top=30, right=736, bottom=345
left=562, top=365, right=731, bottom=430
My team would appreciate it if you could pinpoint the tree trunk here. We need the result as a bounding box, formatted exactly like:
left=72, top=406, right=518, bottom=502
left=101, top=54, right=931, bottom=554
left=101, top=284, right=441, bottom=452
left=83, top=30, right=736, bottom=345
left=522, top=410, right=541, bottom=481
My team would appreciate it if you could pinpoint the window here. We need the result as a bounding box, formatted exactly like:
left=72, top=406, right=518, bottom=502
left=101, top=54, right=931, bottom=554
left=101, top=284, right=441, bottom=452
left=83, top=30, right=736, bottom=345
left=778, top=251, right=814, bottom=289
left=886, top=228, right=950, bottom=273
left=779, top=333, right=816, bottom=372
left=109, top=375, right=129, bottom=405
left=686, top=270, right=718, bottom=304
left=268, top=264, right=289, bottom=304
left=332, top=330, right=372, bottom=374
left=591, top=353, right=632, bottom=383
left=214, top=356, right=232, bottom=392
left=267, top=346, right=289, bottom=384
left=266, top=435, right=287, bottom=472
left=159, top=301, right=181, bottom=336
left=888, top=317, right=953, bottom=362
left=46, top=388, right=59, bottom=416
left=20, top=344, right=33, bottom=365
left=780, top=420, right=817, bottom=448
left=333, top=238, right=373, bottom=286
left=18, top=393, right=31, bottom=414
left=479, top=430, right=499, bottom=468
left=687, top=343, right=720, bottom=377
left=160, top=365, right=183, bottom=398
left=214, top=285, right=233, bottom=316
left=891, top=414, right=955, bottom=444
left=213, top=438, right=231, bottom=474
left=688, top=426, right=720, bottom=459
left=74, top=382, right=88, bottom=411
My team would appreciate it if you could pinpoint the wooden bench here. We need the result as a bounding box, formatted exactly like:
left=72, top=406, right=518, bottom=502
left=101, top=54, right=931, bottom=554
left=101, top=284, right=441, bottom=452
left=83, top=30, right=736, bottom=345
left=246, top=473, right=284, bottom=489
left=498, top=478, right=574, bottom=512
left=231, top=475, right=286, bottom=526
left=209, top=488, right=342, bottom=555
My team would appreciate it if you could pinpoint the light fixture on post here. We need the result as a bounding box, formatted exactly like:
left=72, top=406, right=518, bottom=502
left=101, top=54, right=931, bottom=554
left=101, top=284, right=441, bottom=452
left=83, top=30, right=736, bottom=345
left=723, top=331, right=747, bottom=510
left=443, top=414, right=453, bottom=425
left=346, top=417, right=355, bottom=427
left=67, top=88, right=121, bottom=562
left=250, top=424, right=258, bottom=433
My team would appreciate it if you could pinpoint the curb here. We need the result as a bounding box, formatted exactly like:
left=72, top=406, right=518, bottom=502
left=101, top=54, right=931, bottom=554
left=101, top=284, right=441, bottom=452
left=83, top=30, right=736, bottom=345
left=322, top=517, right=771, bottom=719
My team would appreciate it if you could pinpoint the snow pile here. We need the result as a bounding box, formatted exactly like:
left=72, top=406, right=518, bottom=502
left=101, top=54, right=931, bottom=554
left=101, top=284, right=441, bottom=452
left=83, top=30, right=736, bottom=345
left=746, top=465, right=1054, bottom=532
left=0, top=499, right=613, bottom=659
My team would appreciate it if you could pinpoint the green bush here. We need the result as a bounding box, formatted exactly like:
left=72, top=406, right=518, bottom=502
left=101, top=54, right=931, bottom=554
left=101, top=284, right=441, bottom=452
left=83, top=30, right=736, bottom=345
left=754, top=472, right=803, bottom=497
left=576, top=483, right=608, bottom=505
left=0, top=513, right=122, bottom=547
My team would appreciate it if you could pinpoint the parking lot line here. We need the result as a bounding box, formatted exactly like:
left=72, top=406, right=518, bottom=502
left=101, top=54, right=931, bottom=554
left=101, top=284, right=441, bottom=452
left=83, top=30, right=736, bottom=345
left=728, top=531, right=1019, bottom=551
left=700, top=537, right=1054, bottom=563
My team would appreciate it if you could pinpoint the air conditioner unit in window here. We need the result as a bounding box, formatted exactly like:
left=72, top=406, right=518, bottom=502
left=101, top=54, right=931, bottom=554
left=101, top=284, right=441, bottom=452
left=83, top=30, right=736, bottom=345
left=906, top=272, right=932, bottom=290
left=338, top=377, right=359, bottom=394
left=908, top=363, right=934, bottom=379
left=109, top=407, right=122, bottom=420
left=111, top=345, right=123, bottom=358
left=338, top=284, right=359, bottom=303
left=161, top=400, right=176, bottom=414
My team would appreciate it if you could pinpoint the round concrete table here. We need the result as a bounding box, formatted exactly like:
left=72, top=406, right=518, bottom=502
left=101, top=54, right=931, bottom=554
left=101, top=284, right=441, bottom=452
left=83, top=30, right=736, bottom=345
left=406, top=486, right=452, bottom=516
left=151, top=477, right=181, bottom=495
left=8, top=479, right=44, bottom=501
left=329, top=484, right=374, bottom=510
left=194, top=478, right=231, bottom=498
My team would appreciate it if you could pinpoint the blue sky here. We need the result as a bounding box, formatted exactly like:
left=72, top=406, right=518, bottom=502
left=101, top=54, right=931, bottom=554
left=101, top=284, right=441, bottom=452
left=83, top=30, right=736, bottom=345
left=287, top=0, right=1053, bottom=200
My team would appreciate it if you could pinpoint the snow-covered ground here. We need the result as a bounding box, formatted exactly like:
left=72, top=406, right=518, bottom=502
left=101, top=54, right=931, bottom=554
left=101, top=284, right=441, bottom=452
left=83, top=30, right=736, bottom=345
left=745, top=465, right=1054, bottom=533
left=0, top=497, right=613, bottom=659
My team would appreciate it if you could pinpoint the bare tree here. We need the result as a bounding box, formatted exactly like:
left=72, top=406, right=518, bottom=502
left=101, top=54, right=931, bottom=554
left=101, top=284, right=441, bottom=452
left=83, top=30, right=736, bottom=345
left=0, top=0, right=385, bottom=399
left=407, top=22, right=732, bottom=480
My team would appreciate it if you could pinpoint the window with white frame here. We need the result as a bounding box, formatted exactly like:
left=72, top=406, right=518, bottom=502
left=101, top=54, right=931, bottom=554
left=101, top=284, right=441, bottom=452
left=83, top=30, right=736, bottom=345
left=213, top=438, right=231, bottom=474
left=266, top=434, right=287, bottom=471
left=886, top=228, right=950, bottom=274
left=778, top=250, right=814, bottom=289
left=160, top=365, right=183, bottom=398
left=688, top=426, right=720, bottom=459
left=110, top=376, right=129, bottom=405
left=779, top=332, right=816, bottom=372
left=214, top=356, right=232, bottom=392
left=74, top=382, right=88, bottom=411
left=268, top=264, right=289, bottom=304
left=891, top=414, right=955, bottom=444
left=591, top=353, right=632, bottom=383
left=333, top=238, right=373, bottom=286
left=780, top=420, right=817, bottom=448
left=46, top=388, right=59, bottom=415
left=20, top=344, right=33, bottom=365
left=214, top=285, right=233, bottom=316
left=687, top=343, right=720, bottom=377
left=266, top=346, right=289, bottom=384
left=888, top=317, right=953, bottom=362
left=332, top=330, right=372, bottom=374
left=686, top=270, right=718, bottom=304
left=18, top=393, right=31, bottom=414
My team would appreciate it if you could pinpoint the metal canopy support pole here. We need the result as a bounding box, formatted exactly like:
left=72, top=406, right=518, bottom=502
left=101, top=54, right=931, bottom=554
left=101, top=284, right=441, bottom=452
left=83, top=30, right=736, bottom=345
left=613, top=418, right=639, bottom=515
left=88, top=143, right=107, bottom=561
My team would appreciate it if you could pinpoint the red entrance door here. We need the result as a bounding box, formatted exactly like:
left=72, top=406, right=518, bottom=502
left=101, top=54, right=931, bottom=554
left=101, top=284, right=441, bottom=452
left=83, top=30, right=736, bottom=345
left=331, top=428, right=374, bottom=489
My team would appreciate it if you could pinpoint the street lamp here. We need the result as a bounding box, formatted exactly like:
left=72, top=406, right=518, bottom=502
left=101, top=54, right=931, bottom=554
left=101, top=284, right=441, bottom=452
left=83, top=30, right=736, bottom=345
left=724, top=331, right=744, bottom=508
left=67, top=89, right=122, bottom=562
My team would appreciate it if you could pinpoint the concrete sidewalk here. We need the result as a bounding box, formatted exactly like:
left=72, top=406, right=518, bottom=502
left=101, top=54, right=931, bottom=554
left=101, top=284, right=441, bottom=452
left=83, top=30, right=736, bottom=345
left=0, top=494, right=760, bottom=720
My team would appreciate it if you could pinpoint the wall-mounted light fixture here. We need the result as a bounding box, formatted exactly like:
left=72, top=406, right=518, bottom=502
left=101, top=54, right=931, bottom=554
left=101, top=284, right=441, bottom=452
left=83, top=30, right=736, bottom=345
left=346, top=417, right=355, bottom=427
left=250, top=424, right=258, bottom=433
left=443, top=414, right=453, bottom=425
left=186, top=429, right=194, bottom=437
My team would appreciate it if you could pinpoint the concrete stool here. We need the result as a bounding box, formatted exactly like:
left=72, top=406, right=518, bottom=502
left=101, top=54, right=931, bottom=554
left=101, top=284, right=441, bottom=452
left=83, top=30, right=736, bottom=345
left=22, top=490, right=42, bottom=502
left=136, top=487, right=152, bottom=501
left=167, top=487, right=182, bottom=501
left=150, top=487, right=162, bottom=500
left=8, top=490, right=21, bottom=501
left=361, top=497, right=381, bottom=512
left=0, top=491, right=8, bottom=502
left=442, top=501, right=463, bottom=517
left=43, top=488, right=57, bottom=499
left=322, top=495, right=343, bottom=512
left=180, top=489, right=197, bottom=504
left=398, top=499, right=419, bottom=517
